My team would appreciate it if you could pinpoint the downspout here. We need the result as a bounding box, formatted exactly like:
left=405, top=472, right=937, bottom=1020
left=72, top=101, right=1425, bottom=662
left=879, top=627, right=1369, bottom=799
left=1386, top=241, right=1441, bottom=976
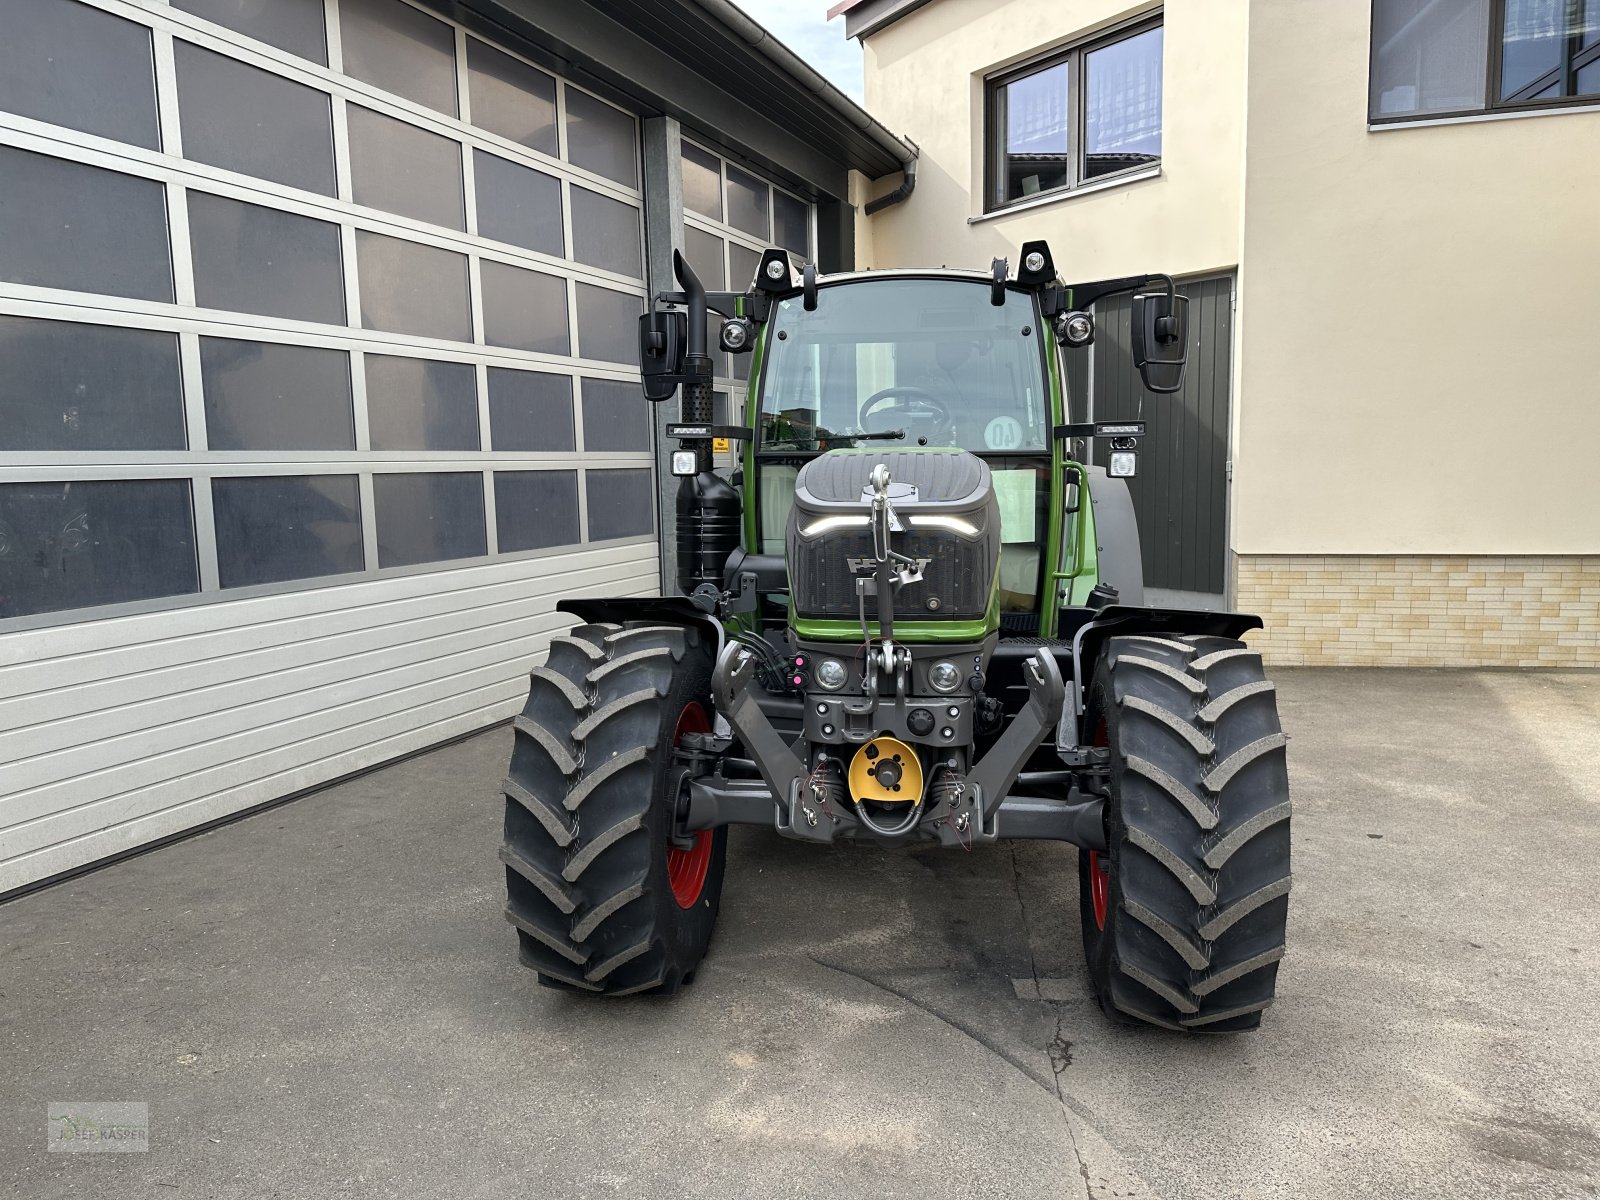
left=687, top=0, right=919, bottom=204
left=864, top=149, right=917, bottom=214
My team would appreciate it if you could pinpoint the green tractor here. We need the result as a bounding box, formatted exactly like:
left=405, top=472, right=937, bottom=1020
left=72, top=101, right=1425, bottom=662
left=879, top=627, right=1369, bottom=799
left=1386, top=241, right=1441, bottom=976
left=498, top=242, right=1291, bottom=1031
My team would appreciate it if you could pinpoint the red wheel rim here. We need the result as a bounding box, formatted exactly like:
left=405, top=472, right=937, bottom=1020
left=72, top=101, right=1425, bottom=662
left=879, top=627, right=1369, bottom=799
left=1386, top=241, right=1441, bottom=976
left=1088, top=850, right=1110, bottom=931
left=666, top=701, right=713, bottom=909
left=1090, top=715, right=1110, bottom=931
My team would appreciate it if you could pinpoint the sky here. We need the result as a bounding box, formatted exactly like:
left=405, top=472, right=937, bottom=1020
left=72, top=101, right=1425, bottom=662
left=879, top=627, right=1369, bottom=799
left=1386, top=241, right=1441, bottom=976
left=731, top=0, right=865, bottom=102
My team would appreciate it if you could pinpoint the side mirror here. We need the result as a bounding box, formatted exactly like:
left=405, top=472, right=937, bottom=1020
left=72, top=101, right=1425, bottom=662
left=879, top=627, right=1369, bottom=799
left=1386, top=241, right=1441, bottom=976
left=638, top=310, right=687, bottom=402
left=1132, top=291, right=1189, bottom=394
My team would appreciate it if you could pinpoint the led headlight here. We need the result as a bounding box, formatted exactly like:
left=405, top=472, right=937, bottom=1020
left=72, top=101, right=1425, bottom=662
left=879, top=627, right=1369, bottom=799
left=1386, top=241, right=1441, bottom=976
left=928, top=661, right=962, bottom=693
left=815, top=658, right=847, bottom=690
left=719, top=318, right=752, bottom=352
left=1109, top=451, right=1138, bottom=478
left=670, top=449, right=696, bottom=476
left=909, top=514, right=980, bottom=536
left=1056, top=311, right=1095, bottom=347
left=799, top=514, right=869, bottom=536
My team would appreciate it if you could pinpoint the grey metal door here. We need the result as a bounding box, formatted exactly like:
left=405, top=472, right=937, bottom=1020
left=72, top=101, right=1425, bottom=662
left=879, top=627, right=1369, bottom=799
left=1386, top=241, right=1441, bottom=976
left=1064, top=274, right=1233, bottom=596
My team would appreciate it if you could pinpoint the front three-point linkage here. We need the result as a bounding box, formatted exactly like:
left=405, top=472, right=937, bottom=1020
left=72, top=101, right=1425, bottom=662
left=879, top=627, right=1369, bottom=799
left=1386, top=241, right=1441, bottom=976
left=856, top=462, right=924, bottom=699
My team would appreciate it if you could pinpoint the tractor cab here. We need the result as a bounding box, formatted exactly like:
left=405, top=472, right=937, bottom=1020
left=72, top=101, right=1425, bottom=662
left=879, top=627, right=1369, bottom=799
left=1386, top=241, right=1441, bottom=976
left=751, top=273, right=1052, bottom=618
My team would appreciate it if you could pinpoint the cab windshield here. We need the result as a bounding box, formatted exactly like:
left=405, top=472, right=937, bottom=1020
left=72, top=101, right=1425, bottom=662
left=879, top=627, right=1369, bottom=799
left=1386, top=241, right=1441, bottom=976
left=757, top=278, right=1048, bottom=454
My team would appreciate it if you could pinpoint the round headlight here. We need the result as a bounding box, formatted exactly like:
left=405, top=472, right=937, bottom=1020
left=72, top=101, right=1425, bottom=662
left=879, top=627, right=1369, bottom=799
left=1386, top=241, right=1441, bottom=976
left=720, top=318, right=749, bottom=352
left=1059, top=311, right=1095, bottom=347
left=765, top=258, right=788, bottom=281
left=928, top=661, right=962, bottom=693
left=1023, top=250, right=1046, bottom=273
left=815, top=658, right=848, bottom=690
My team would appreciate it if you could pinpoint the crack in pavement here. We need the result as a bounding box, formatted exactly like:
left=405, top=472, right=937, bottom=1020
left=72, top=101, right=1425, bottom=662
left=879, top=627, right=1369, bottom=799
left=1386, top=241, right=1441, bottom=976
left=807, top=955, right=1056, bottom=1094
left=1011, top=845, right=1095, bottom=1200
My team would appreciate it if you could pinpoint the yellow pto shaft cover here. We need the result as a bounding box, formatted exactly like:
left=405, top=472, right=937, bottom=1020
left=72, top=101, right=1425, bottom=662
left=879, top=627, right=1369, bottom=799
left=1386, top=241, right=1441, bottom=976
left=848, top=737, right=924, bottom=805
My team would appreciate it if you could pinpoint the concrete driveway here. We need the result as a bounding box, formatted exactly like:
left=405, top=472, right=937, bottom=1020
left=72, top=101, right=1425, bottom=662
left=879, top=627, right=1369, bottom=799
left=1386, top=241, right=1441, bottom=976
left=3, top=669, right=1598, bottom=1199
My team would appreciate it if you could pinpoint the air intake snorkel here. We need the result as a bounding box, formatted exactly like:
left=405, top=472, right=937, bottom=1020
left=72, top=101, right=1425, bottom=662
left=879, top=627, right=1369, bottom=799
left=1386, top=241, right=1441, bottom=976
left=674, top=249, right=714, bottom=475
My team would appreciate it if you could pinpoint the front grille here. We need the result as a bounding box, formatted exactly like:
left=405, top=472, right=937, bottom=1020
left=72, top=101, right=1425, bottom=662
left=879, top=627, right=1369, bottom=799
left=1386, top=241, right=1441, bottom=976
left=789, top=530, right=994, bottom=620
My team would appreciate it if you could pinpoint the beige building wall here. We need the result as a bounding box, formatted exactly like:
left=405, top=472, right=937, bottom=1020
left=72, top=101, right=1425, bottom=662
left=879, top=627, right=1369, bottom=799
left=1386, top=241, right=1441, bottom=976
left=1233, top=0, right=1600, bottom=665
left=855, top=0, right=1600, bottom=667
left=858, top=0, right=1247, bottom=284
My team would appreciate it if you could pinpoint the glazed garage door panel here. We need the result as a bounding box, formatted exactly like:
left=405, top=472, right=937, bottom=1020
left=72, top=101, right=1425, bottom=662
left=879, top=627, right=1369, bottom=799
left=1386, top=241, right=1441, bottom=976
left=0, top=0, right=658, bottom=893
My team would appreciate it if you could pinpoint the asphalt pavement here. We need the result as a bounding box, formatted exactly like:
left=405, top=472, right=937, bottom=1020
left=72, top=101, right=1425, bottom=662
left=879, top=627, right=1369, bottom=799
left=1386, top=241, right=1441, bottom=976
left=3, top=668, right=1598, bottom=1198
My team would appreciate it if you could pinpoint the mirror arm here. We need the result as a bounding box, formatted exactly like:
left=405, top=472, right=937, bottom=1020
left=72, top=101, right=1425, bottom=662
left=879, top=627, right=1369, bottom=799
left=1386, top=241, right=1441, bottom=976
left=656, top=289, right=756, bottom=322
left=1060, top=272, right=1172, bottom=314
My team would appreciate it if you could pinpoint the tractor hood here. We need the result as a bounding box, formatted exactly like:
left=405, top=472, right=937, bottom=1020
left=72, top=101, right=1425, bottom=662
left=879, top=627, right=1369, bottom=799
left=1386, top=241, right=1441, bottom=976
left=786, top=448, right=1001, bottom=623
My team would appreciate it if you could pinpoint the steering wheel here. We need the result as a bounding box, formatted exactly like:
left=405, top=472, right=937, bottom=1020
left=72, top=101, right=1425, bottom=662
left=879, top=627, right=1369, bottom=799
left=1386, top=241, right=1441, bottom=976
left=858, top=386, right=955, bottom=444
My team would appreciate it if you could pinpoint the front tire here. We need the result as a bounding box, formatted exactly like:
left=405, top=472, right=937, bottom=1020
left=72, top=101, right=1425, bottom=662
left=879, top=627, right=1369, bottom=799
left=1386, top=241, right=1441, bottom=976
left=1080, top=634, right=1291, bottom=1031
left=500, top=622, right=726, bottom=995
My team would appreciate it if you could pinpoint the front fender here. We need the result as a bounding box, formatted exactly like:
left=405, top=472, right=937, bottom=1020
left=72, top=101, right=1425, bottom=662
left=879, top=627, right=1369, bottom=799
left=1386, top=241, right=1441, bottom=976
left=1068, top=604, right=1262, bottom=714
left=556, top=596, right=726, bottom=657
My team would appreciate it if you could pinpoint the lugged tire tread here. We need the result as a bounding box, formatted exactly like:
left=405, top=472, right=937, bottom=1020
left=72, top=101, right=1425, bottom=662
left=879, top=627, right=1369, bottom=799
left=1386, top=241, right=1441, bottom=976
left=1203, top=802, right=1293, bottom=870
left=1084, top=634, right=1291, bottom=1034
left=1204, top=733, right=1289, bottom=795
left=1119, top=636, right=1197, bottom=657
left=572, top=882, right=645, bottom=942
left=561, top=814, right=644, bottom=882
left=1117, top=655, right=1207, bottom=694
left=499, top=844, right=577, bottom=914
left=1198, top=680, right=1275, bottom=725
left=1189, top=646, right=1261, bottom=673
left=1123, top=899, right=1210, bottom=969
left=585, top=937, right=652, bottom=983
left=1126, top=827, right=1217, bottom=905
left=607, top=973, right=669, bottom=998
left=1181, top=999, right=1273, bottom=1028
left=588, top=646, right=678, bottom=683
left=1198, top=877, right=1292, bottom=941
left=530, top=665, right=588, bottom=709
left=1119, top=695, right=1216, bottom=756
left=550, top=634, right=606, bottom=662
left=502, top=777, right=575, bottom=848
left=1125, top=754, right=1218, bottom=831
left=527, top=962, right=603, bottom=992
left=1118, top=1006, right=1187, bottom=1032
left=563, top=747, right=652, bottom=812
left=512, top=715, right=578, bottom=776
left=501, top=622, right=722, bottom=996
left=572, top=689, right=660, bottom=741
left=1119, top=962, right=1199, bottom=1015
left=1193, top=947, right=1285, bottom=997
left=605, top=625, right=685, bottom=648
left=505, top=907, right=588, bottom=964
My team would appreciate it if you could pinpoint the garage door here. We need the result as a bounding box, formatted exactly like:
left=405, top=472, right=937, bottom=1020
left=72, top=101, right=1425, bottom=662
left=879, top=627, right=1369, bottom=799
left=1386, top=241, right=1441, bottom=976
left=0, top=0, right=661, bottom=893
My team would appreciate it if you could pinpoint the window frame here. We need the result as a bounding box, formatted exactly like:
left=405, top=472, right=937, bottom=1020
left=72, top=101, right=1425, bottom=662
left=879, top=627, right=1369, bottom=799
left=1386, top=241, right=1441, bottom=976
left=1368, top=0, right=1600, bottom=125
left=983, top=11, right=1164, bottom=214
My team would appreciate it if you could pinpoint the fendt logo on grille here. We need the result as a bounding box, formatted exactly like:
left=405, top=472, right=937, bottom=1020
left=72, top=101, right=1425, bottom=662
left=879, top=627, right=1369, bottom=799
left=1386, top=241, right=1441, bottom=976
left=846, top=556, right=931, bottom=574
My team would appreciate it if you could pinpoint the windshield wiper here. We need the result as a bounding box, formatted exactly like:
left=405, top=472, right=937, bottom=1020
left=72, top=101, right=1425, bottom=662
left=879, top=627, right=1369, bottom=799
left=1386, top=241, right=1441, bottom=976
left=824, top=428, right=904, bottom=444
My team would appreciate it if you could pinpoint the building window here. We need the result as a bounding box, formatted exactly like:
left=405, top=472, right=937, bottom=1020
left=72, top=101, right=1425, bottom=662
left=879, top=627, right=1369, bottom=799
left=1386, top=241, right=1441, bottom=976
left=1371, top=0, right=1600, bottom=121
left=985, top=15, right=1163, bottom=211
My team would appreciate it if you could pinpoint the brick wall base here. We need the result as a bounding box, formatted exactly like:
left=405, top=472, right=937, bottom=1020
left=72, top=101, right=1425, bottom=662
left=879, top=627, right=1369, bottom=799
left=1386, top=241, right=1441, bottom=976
left=1234, top=555, right=1600, bottom=667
